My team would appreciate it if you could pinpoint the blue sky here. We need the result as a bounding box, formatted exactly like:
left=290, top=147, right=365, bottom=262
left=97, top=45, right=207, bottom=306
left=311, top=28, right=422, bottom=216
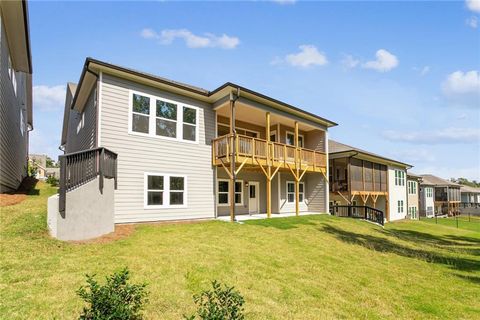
left=29, top=0, right=480, bottom=180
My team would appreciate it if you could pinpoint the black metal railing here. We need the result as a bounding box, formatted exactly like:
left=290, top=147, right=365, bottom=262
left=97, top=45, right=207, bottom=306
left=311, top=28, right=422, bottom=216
left=59, top=147, right=118, bottom=214
left=330, top=205, right=384, bottom=226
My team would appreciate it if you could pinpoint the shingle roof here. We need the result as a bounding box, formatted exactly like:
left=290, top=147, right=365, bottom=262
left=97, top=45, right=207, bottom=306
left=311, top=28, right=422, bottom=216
left=328, top=140, right=412, bottom=168
left=419, top=174, right=461, bottom=187
left=460, top=185, right=480, bottom=193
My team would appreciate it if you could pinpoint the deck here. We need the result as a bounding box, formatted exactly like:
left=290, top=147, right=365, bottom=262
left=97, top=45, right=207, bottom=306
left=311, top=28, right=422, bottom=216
left=212, top=134, right=327, bottom=173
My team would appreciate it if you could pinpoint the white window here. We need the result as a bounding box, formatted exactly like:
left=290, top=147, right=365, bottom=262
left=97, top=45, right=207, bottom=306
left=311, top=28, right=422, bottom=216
left=395, top=170, right=405, bottom=186
left=19, top=109, right=24, bottom=136
left=426, top=206, right=433, bottom=216
left=426, top=187, right=433, bottom=198
left=8, top=55, right=17, bottom=96
left=408, top=181, right=417, bottom=194
left=217, top=179, right=243, bottom=206
left=217, top=123, right=258, bottom=138
left=130, top=91, right=199, bottom=143
left=287, top=181, right=304, bottom=203
left=76, top=112, right=85, bottom=134
left=286, top=132, right=304, bottom=148
left=144, top=173, right=187, bottom=208
left=398, top=200, right=404, bottom=213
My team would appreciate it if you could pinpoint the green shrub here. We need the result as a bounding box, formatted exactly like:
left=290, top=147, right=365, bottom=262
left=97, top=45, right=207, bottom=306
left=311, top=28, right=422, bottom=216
left=46, top=175, right=59, bottom=187
left=27, top=162, right=37, bottom=177
left=77, top=267, right=148, bottom=320
left=185, top=280, right=245, bottom=320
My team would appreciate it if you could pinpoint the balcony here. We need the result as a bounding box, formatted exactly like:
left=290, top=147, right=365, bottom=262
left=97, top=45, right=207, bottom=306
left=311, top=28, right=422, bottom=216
left=212, top=134, right=326, bottom=173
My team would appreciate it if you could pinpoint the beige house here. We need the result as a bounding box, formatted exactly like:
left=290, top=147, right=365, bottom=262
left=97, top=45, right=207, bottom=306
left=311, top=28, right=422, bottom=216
left=419, top=174, right=461, bottom=216
left=407, top=173, right=421, bottom=220
left=328, top=140, right=412, bottom=223
left=55, top=57, right=335, bottom=230
left=460, top=185, right=480, bottom=215
left=0, top=1, right=33, bottom=192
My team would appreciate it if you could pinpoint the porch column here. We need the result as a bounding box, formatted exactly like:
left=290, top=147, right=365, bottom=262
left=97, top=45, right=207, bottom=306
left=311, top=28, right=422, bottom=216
left=294, top=121, right=300, bottom=216
left=229, top=92, right=236, bottom=222
left=266, top=112, right=272, bottom=218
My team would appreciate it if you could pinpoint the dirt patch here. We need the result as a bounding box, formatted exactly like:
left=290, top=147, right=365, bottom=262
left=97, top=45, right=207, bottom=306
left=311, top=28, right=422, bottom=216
left=72, top=224, right=136, bottom=244
left=0, top=194, right=27, bottom=207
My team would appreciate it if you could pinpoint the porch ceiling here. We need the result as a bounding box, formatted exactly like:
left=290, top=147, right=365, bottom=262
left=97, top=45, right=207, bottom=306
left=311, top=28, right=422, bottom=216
left=216, top=101, right=318, bottom=132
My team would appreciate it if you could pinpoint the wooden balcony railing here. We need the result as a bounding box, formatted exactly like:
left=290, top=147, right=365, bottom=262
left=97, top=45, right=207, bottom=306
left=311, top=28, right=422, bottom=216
left=212, top=134, right=326, bottom=171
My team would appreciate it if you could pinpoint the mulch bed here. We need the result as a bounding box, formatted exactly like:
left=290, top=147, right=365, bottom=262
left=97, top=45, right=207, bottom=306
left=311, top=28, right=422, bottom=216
left=0, top=177, right=39, bottom=207
left=0, top=194, right=27, bottom=207
left=71, top=224, right=136, bottom=244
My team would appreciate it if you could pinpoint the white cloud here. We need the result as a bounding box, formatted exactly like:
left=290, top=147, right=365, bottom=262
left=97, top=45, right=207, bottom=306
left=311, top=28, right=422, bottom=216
left=341, top=54, right=359, bottom=69
left=391, top=149, right=436, bottom=163
left=140, top=28, right=240, bottom=49
left=362, top=49, right=399, bottom=72
left=466, top=16, right=478, bottom=28
left=284, top=45, right=328, bottom=68
left=271, top=0, right=296, bottom=4
left=420, top=66, right=430, bottom=76
left=33, top=85, right=66, bottom=112
left=466, top=0, right=480, bottom=13
left=442, top=70, right=480, bottom=95
left=383, top=127, right=480, bottom=144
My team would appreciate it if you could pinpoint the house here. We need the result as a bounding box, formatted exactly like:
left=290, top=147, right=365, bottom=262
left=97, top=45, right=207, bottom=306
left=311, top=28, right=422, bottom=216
left=407, top=173, right=422, bottom=220
left=29, top=154, right=60, bottom=180
left=418, top=178, right=435, bottom=218
left=460, top=185, right=480, bottom=215
left=51, top=57, right=335, bottom=239
left=419, top=174, right=461, bottom=216
left=0, top=0, right=33, bottom=193
left=328, top=140, right=412, bottom=222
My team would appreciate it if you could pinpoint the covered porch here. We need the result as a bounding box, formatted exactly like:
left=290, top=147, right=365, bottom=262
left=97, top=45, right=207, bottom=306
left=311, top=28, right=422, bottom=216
left=213, top=91, right=329, bottom=221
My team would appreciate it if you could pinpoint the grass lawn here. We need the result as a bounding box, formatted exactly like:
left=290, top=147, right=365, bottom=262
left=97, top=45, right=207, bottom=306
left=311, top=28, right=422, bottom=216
left=1, top=181, right=479, bottom=319
left=419, top=216, right=480, bottom=233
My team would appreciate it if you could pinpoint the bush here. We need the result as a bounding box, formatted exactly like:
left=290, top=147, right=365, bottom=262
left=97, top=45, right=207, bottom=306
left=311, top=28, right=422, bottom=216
left=46, top=175, right=59, bottom=187
left=27, top=162, right=37, bottom=177
left=77, top=267, right=148, bottom=320
left=185, top=280, right=245, bottom=320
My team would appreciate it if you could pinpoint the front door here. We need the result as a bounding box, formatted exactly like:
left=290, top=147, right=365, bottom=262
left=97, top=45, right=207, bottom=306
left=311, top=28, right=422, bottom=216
left=248, top=182, right=260, bottom=214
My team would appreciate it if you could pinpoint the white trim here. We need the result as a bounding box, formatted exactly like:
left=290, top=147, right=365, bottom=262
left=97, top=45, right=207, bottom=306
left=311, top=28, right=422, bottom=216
left=216, top=179, right=244, bottom=206
left=286, top=131, right=304, bottom=147
left=269, top=129, right=277, bottom=142
left=248, top=181, right=260, bottom=214
left=286, top=180, right=305, bottom=203
left=144, top=172, right=188, bottom=209
left=97, top=71, right=103, bottom=146
left=325, top=131, right=329, bottom=213
left=128, top=89, right=200, bottom=144
left=217, top=122, right=260, bottom=138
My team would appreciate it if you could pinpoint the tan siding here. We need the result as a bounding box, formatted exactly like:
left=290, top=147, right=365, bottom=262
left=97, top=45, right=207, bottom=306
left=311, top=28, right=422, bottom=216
left=0, top=20, right=28, bottom=192
left=305, top=172, right=327, bottom=212
left=65, top=87, right=97, bottom=153
left=99, top=73, right=215, bottom=223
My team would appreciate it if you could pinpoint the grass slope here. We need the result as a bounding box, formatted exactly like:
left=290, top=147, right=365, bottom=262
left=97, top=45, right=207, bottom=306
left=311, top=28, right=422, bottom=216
left=1, top=182, right=479, bottom=319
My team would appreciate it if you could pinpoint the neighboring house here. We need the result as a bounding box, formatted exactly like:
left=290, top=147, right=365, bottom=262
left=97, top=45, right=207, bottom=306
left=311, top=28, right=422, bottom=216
left=59, top=57, right=336, bottom=225
left=419, top=174, right=461, bottom=216
left=419, top=178, right=435, bottom=218
left=328, top=140, right=412, bottom=222
left=0, top=0, right=33, bottom=193
left=406, top=173, right=421, bottom=220
left=29, top=154, right=60, bottom=180
left=460, top=185, right=480, bottom=215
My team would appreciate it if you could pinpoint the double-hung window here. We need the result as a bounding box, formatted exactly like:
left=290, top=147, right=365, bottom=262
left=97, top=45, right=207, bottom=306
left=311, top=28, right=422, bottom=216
left=286, top=132, right=304, bottom=148
left=287, top=181, right=304, bottom=203
left=130, top=91, right=198, bottom=143
left=217, top=179, right=243, bottom=206
left=398, top=200, right=404, bottom=213
left=145, top=174, right=186, bottom=208
left=426, top=187, right=433, bottom=198
left=395, top=170, right=405, bottom=186
left=7, top=55, right=17, bottom=96
left=408, top=181, right=416, bottom=194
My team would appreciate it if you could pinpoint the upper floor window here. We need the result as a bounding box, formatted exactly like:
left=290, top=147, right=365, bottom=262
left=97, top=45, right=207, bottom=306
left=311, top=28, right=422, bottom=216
left=408, top=181, right=417, bottom=194
left=286, top=132, right=304, bottom=148
left=8, top=56, right=17, bottom=96
left=395, top=170, right=405, bottom=186
left=426, top=187, right=433, bottom=198
left=130, top=91, right=198, bottom=143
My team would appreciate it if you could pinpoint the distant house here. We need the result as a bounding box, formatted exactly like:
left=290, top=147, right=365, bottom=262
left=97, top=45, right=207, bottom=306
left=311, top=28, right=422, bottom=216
left=0, top=1, right=33, bottom=192
left=419, top=178, right=435, bottom=218
left=29, top=154, right=59, bottom=180
left=419, top=174, right=461, bottom=216
left=407, top=173, right=421, bottom=220
left=460, top=185, right=480, bottom=214
left=328, top=140, right=412, bottom=222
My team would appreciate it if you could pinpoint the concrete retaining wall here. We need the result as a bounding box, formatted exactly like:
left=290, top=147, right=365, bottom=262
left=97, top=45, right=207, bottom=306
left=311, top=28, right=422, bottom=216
left=48, top=177, right=115, bottom=241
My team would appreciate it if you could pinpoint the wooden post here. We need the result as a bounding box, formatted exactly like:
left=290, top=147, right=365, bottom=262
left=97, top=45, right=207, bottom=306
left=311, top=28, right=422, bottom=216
left=229, top=93, right=236, bottom=222
left=294, top=121, right=300, bottom=216
left=266, top=112, right=271, bottom=218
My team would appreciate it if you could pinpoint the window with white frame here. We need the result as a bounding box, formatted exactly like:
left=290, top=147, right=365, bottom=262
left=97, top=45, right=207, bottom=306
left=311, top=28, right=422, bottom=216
left=426, top=187, right=433, bottom=198
left=408, top=206, right=417, bottom=219
left=217, top=179, right=243, bottom=206
left=130, top=91, right=198, bottom=142
left=217, top=123, right=258, bottom=138
left=395, top=170, right=405, bottom=186
left=287, top=181, right=304, bottom=203
left=286, top=132, right=304, bottom=148
left=7, top=55, right=17, bottom=96
left=408, top=181, right=417, bottom=194
left=145, top=174, right=186, bottom=207
left=397, top=200, right=404, bottom=213
left=19, top=109, right=25, bottom=136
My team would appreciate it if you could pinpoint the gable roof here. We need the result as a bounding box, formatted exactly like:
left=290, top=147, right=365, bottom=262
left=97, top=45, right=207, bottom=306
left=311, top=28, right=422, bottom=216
left=419, top=174, right=461, bottom=188
left=460, top=185, right=480, bottom=193
left=328, top=139, right=412, bottom=168
left=70, top=57, right=338, bottom=125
